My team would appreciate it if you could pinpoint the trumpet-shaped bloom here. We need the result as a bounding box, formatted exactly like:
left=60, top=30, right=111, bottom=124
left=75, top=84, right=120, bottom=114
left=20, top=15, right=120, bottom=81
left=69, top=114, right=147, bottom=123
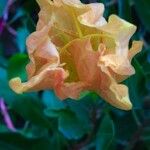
left=9, top=0, right=143, bottom=110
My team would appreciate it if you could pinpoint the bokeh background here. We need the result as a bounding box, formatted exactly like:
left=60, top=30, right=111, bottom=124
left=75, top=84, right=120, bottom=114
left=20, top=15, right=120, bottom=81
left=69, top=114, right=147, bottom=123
left=0, top=0, right=150, bottom=149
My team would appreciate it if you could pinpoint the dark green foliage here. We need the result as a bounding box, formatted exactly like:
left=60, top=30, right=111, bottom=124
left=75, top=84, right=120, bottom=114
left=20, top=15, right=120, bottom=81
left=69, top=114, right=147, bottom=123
left=0, top=0, right=150, bottom=149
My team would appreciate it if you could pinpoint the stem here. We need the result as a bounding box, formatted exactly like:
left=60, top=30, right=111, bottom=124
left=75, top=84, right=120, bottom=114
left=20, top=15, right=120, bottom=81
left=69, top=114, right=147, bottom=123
left=132, top=109, right=142, bottom=127
left=0, top=98, right=16, bottom=131
left=3, top=0, right=13, bottom=21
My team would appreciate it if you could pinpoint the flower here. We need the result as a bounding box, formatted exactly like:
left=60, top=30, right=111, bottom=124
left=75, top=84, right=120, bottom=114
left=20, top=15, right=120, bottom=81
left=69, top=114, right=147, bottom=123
left=9, top=0, right=143, bottom=110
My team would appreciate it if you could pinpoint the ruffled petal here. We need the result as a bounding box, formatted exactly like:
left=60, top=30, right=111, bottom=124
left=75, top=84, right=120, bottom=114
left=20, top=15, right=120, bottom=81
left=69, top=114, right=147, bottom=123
left=98, top=41, right=143, bottom=82
left=36, top=0, right=106, bottom=44
left=9, top=22, right=68, bottom=94
left=9, top=0, right=142, bottom=111
left=78, top=3, right=107, bottom=28
left=62, top=0, right=106, bottom=28
left=9, top=67, right=67, bottom=94
left=57, top=38, right=102, bottom=99
left=55, top=81, right=87, bottom=99
left=60, top=38, right=101, bottom=87
left=100, top=54, right=135, bottom=76
left=26, top=25, right=60, bottom=78
left=99, top=15, right=136, bottom=57
left=98, top=63, right=132, bottom=110
left=36, top=0, right=78, bottom=47
left=102, top=82, right=132, bottom=110
left=97, top=15, right=142, bottom=80
left=128, top=41, right=143, bottom=61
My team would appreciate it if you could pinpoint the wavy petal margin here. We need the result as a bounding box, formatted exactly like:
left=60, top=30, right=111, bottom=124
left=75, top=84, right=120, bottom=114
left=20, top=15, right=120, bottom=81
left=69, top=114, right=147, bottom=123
left=9, top=0, right=143, bottom=110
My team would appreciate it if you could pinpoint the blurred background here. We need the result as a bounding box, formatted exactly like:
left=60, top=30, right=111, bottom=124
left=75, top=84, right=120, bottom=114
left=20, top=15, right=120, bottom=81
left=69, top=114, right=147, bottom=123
left=0, top=0, right=150, bottom=150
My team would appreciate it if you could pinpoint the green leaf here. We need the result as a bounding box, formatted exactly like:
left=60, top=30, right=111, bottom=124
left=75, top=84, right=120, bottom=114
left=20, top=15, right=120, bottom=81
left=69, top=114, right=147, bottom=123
left=125, top=58, right=147, bottom=108
left=65, top=96, right=99, bottom=132
left=8, top=54, right=28, bottom=80
left=11, top=94, right=52, bottom=129
left=50, top=132, right=68, bottom=150
left=42, top=90, right=65, bottom=110
left=135, top=48, right=150, bottom=91
left=114, top=111, right=138, bottom=141
left=16, top=26, right=29, bottom=53
left=96, top=113, right=115, bottom=150
left=0, top=67, right=15, bottom=102
left=0, top=141, right=22, bottom=150
left=45, top=109, right=89, bottom=139
left=133, top=0, right=150, bottom=32
left=58, top=110, right=88, bottom=139
left=0, top=131, right=52, bottom=150
left=137, top=49, right=150, bottom=74
left=77, top=90, right=91, bottom=100
left=0, top=66, right=51, bottom=129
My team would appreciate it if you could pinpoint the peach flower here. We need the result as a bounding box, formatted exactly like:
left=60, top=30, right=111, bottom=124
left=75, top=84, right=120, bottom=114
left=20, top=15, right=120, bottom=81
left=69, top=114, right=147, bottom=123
left=9, top=0, right=143, bottom=110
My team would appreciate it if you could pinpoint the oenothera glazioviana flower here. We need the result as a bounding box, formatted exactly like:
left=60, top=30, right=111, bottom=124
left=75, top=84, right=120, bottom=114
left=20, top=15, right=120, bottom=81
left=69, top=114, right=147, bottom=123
left=9, top=0, right=143, bottom=110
